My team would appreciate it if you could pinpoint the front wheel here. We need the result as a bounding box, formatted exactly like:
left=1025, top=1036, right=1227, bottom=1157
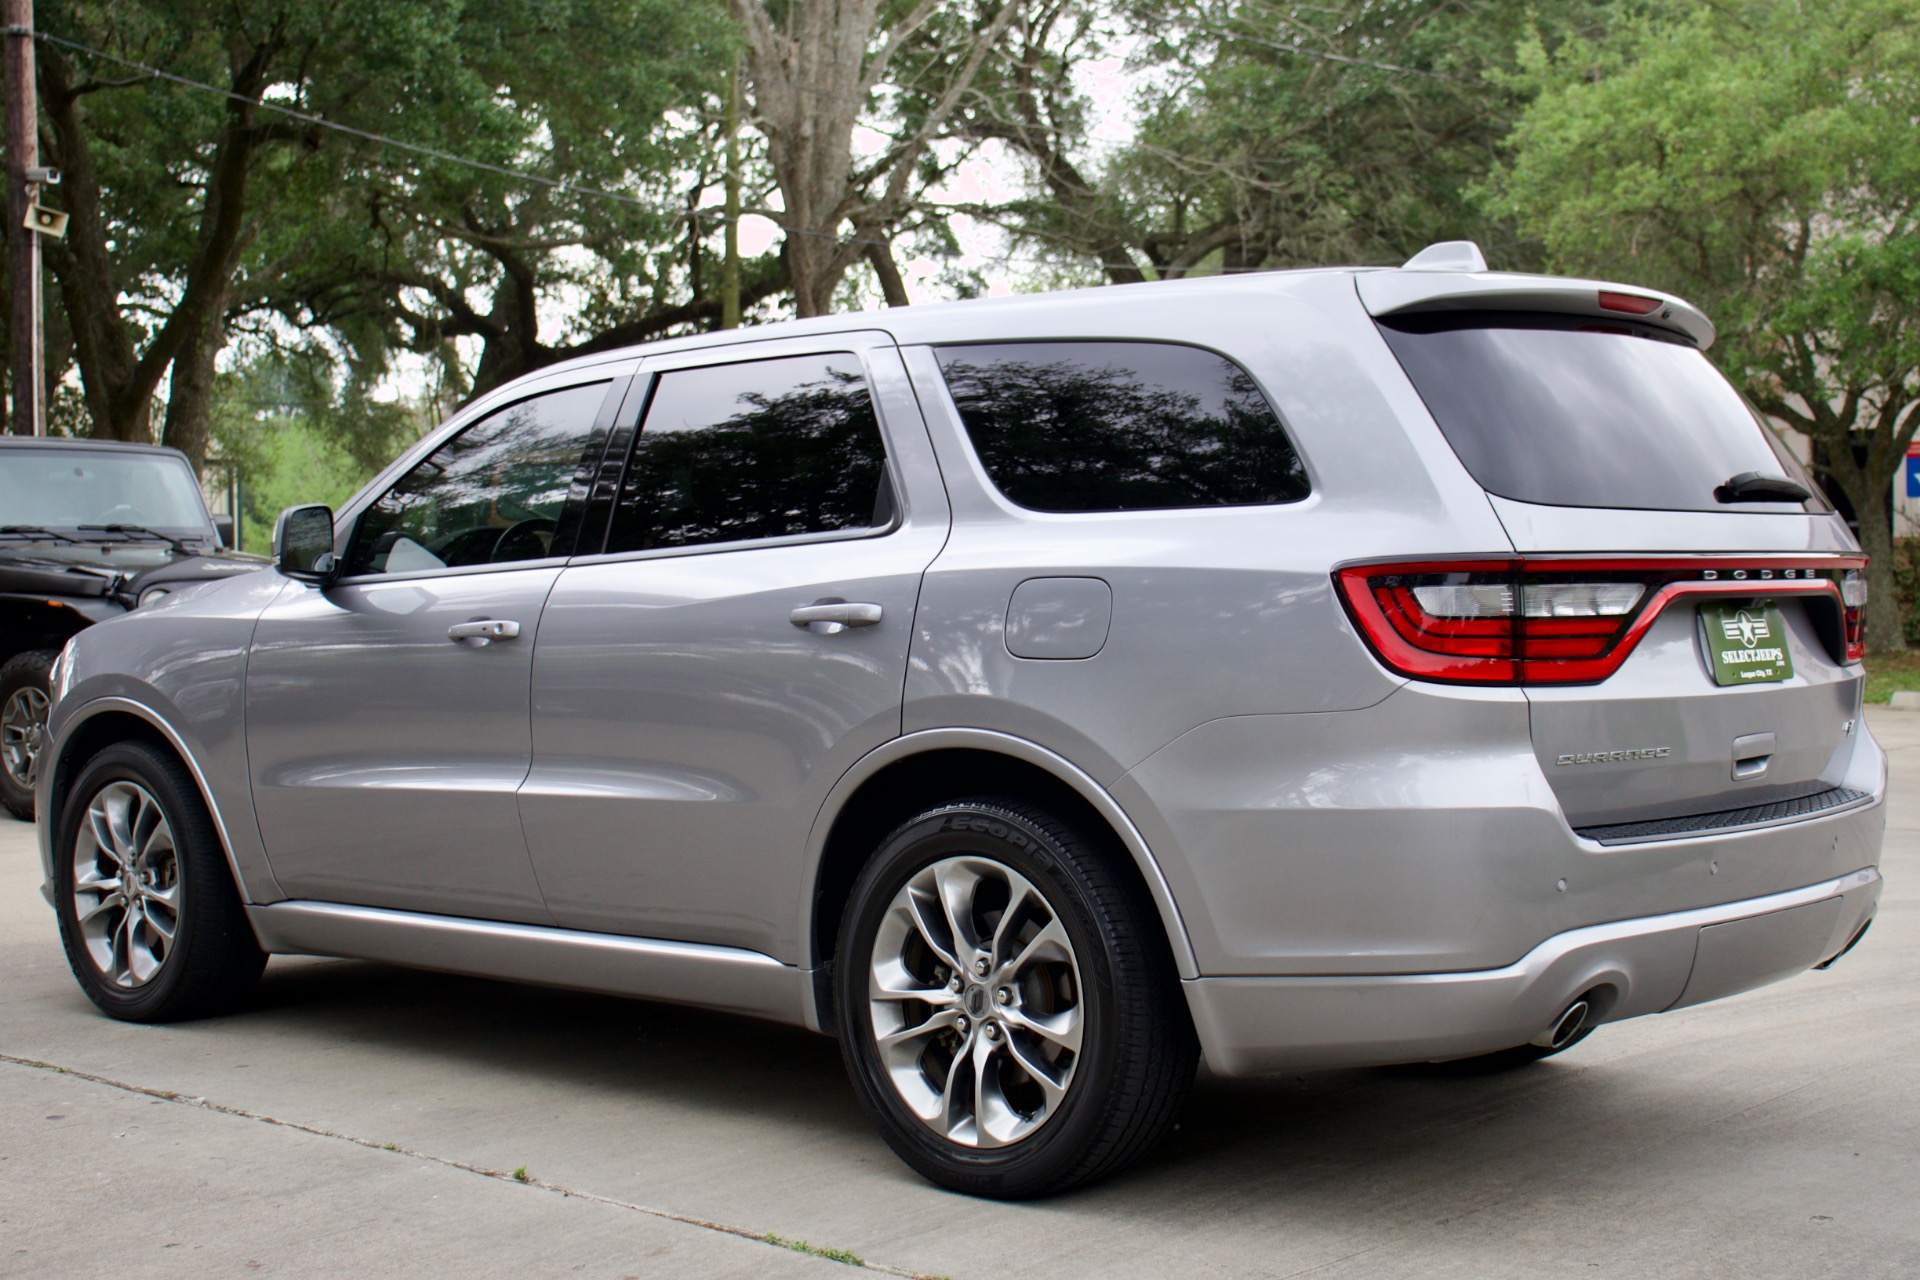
left=54, top=742, right=266, bottom=1021
left=836, top=799, right=1196, bottom=1198
left=0, top=649, right=55, bottom=821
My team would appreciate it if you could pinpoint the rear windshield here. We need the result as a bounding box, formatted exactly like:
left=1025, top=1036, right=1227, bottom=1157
left=1375, top=312, right=1818, bottom=513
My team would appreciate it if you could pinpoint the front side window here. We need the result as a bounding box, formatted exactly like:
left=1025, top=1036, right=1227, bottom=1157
left=934, top=341, right=1311, bottom=513
left=606, top=353, right=890, bottom=554
left=346, top=381, right=610, bottom=575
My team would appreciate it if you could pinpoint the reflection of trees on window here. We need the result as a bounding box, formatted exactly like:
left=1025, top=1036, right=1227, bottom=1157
left=348, top=381, right=607, bottom=573
left=935, top=343, right=1310, bottom=512
left=610, top=356, right=887, bottom=553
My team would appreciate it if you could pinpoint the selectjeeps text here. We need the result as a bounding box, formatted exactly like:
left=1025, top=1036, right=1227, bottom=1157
left=35, top=242, right=1883, bottom=1197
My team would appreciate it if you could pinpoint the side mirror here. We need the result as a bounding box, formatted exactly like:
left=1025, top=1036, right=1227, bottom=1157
left=272, top=504, right=339, bottom=584
left=212, top=515, right=236, bottom=548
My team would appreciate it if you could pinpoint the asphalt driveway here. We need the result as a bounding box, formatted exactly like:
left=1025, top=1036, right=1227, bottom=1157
left=4, top=714, right=1918, bottom=1279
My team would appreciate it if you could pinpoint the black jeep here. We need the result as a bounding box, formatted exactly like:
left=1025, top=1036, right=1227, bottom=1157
left=1, top=437, right=268, bottom=820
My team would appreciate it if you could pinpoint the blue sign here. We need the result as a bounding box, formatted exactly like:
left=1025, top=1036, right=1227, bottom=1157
left=1908, top=454, right=1920, bottom=498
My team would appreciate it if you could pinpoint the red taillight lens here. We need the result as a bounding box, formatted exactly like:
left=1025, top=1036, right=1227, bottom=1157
left=1842, top=569, right=1867, bottom=662
left=1336, top=557, right=1864, bottom=685
left=1597, top=290, right=1662, bottom=315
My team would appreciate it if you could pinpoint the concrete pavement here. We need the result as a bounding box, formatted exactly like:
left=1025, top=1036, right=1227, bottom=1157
left=4, top=714, right=1918, bottom=1278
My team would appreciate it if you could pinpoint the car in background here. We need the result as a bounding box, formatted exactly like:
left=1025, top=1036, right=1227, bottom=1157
left=1, top=437, right=265, bottom=820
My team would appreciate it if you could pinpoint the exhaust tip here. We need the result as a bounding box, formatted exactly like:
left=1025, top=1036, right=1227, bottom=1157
left=1532, top=999, right=1591, bottom=1051
left=1814, top=918, right=1873, bottom=971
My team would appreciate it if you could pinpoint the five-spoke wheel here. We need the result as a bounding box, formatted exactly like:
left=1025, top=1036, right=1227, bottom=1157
left=0, top=649, right=55, bottom=821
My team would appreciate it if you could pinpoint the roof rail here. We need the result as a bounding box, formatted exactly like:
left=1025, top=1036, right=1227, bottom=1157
left=1401, top=241, right=1487, bottom=272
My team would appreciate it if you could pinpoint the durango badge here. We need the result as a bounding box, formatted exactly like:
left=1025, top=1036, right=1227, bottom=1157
left=1556, top=747, right=1673, bottom=766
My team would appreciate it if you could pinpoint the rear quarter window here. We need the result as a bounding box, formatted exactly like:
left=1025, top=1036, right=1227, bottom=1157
left=933, top=341, right=1310, bottom=513
left=1375, top=311, right=1820, bottom=513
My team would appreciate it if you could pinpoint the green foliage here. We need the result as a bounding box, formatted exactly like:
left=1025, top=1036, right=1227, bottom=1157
left=35, top=0, right=740, bottom=453
left=211, top=356, right=426, bottom=552
left=990, top=1, right=1617, bottom=280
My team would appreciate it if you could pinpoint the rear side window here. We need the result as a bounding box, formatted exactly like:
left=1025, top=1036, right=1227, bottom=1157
left=933, top=341, right=1309, bottom=513
left=1376, top=312, right=1819, bottom=513
left=607, top=354, right=890, bottom=554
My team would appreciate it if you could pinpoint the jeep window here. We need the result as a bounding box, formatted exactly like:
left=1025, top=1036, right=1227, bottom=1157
left=605, top=354, right=890, bottom=554
left=346, top=381, right=610, bottom=575
left=0, top=448, right=211, bottom=535
left=1375, top=311, right=1822, bottom=513
left=933, top=341, right=1310, bottom=513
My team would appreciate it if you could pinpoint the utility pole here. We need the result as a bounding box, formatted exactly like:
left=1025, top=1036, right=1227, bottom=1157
left=720, top=58, right=741, bottom=331
left=4, top=0, right=41, bottom=435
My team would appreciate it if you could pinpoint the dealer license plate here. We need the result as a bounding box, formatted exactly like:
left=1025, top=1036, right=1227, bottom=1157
left=1702, top=603, right=1794, bottom=686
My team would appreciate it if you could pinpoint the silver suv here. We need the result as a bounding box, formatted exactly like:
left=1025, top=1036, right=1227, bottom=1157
left=35, top=244, right=1885, bottom=1198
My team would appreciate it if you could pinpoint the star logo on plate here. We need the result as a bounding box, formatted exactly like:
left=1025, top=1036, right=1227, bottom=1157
left=1720, top=609, right=1769, bottom=648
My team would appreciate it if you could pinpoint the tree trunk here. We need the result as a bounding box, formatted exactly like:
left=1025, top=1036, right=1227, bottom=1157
left=161, top=310, right=225, bottom=472
left=1848, top=483, right=1902, bottom=652
left=38, top=40, right=270, bottom=451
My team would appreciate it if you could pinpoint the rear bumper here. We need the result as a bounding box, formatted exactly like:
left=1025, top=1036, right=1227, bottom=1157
left=1185, top=866, right=1881, bottom=1076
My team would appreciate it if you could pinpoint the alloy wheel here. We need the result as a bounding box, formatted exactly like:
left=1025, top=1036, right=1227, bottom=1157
left=1, top=683, right=49, bottom=791
left=71, top=780, right=182, bottom=988
left=866, top=855, right=1084, bottom=1148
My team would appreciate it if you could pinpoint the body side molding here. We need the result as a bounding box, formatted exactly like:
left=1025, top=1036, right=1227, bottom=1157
left=248, top=900, right=813, bottom=1026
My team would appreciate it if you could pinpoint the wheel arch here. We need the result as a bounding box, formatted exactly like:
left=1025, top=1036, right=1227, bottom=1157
left=43, top=698, right=258, bottom=909
left=802, top=729, right=1199, bottom=1032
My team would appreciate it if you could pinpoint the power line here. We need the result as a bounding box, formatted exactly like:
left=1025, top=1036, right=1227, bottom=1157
left=31, top=28, right=1307, bottom=289
left=28, top=28, right=891, bottom=248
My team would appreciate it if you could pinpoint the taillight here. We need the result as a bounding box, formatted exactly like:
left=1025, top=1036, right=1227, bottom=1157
left=1336, top=557, right=1865, bottom=685
left=1842, top=569, right=1867, bottom=662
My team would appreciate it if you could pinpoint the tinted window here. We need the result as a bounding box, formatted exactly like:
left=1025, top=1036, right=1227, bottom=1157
left=1376, top=312, right=1817, bottom=512
left=346, top=380, right=610, bottom=575
left=933, top=341, right=1309, bottom=513
left=606, top=354, right=889, bottom=553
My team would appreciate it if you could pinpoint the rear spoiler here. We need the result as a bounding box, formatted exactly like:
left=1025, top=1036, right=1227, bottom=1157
left=1356, top=242, right=1715, bottom=349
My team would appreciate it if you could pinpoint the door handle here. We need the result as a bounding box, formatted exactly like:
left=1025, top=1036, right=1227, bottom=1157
left=790, top=600, right=883, bottom=633
left=448, top=618, right=522, bottom=646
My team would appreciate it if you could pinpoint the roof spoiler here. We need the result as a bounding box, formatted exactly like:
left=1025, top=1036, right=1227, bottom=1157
left=1361, top=241, right=1716, bottom=349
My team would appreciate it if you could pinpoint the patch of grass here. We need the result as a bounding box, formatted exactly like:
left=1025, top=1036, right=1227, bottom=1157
left=1863, top=649, right=1920, bottom=705
left=512, top=1166, right=530, bottom=1183
left=763, top=1234, right=865, bottom=1267
left=382, top=1143, right=399, bottom=1152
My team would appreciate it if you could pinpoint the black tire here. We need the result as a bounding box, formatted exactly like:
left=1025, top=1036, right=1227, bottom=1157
left=54, top=741, right=266, bottom=1021
left=835, top=798, right=1196, bottom=1198
left=0, top=648, right=56, bottom=822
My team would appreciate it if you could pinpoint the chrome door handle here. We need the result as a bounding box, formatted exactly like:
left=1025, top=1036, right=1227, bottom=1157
left=790, top=600, right=883, bottom=632
left=447, top=619, right=522, bottom=645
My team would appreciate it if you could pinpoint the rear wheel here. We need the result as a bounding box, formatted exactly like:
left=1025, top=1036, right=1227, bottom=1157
left=0, top=649, right=55, bottom=821
left=836, top=798, right=1195, bottom=1198
left=54, top=742, right=266, bottom=1021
